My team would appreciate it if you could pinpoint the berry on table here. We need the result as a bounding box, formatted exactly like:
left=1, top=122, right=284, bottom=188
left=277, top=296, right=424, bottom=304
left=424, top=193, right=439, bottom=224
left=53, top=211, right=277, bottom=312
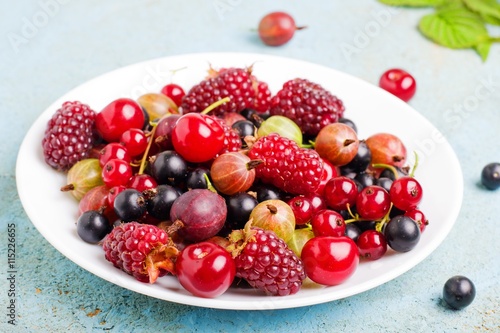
left=42, top=101, right=97, bottom=171
left=258, top=12, right=305, bottom=46
left=443, top=275, right=476, bottom=310
left=379, top=68, right=416, bottom=102
left=481, top=162, right=500, bottom=190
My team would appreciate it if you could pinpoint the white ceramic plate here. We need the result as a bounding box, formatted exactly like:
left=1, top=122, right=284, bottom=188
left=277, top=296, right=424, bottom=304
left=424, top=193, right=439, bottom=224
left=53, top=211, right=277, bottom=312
left=16, top=52, right=463, bottom=310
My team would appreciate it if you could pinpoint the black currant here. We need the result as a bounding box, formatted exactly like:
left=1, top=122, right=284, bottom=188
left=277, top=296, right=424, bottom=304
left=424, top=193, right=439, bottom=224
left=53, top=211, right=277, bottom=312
left=150, top=150, right=188, bottom=186
left=338, top=117, right=357, bottom=133
left=77, top=210, right=111, bottom=243
left=186, top=167, right=210, bottom=190
left=145, top=185, right=181, bottom=220
left=481, top=162, right=500, bottom=190
left=345, top=223, right=362, bottom=243
left=225, top=192, right=258, bottom=231
left=254, top=184, right=285, bottom=202
left=380, top=166, right=408, bottom=181
left=354, top=172, right=376, bottom=190
left=341, top=140, right=371, bottom=174
left=232, top=120, right=256, bottom=145
left=376, top=177, right=393, bottom=192
left=384, top=215, right=420, bottom=252
left=114, top=189, right=147, bottom=222
left=443, top=275, right=476, bottom=310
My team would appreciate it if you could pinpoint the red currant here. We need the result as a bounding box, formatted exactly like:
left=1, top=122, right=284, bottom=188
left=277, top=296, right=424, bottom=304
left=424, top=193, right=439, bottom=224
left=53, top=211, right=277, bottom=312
left=357, top=230, right=387, bottom=260
left=160, top=83, right=185, bottom=107
left=404, top=208, right=428, bottom=233
left=315, top=158, right=338, bottom=196
left=102, top=159, right=132, bottom=187
left=310, top=209, right=345, bottom=237
left=356, top=185, right=391, bottom=220
left=127, top=174, right=158, bottom=192
left=301, top=236, right=359, bottom=286
left=287, top=195, right=315, bottom=226
left=95, top=98, right=145, bottom=142
left=107, top=185, right=127, bottom=212
left=390, top=176, right=423, bottom=211
left=171, top=113, right=225, bottom=163
left=379, top=68, right=416, bottom=102
left=119, top=128, right=148, bottom=157
left=99, top=143, right=131, bottom=168
left=175, top=242, right=235, bottom=298
left=323, top=176, right=358, bottom=211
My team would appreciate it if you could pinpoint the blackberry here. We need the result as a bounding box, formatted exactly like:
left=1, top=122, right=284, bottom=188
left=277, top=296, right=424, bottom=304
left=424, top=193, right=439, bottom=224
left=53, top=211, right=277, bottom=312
left=248, top=133, right=323, bottom=195
left=102, top=222, right=178, bottom=283
left=180, top=67, right=255, bottom=116
left=269, top=78, right=345, bottom=136
left=228, top=226, right=306, bottom=296
left=42, top=101, right=97, bottom=171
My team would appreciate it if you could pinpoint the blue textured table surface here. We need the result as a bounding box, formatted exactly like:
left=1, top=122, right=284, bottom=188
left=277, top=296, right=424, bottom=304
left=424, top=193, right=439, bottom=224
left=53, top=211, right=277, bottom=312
left=1, top=1, right=499, bottom=332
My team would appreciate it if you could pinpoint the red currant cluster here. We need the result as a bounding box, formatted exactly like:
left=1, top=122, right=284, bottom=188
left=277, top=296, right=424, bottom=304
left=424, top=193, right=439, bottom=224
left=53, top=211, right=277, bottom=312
left=44, top=65, right=427, bottom=299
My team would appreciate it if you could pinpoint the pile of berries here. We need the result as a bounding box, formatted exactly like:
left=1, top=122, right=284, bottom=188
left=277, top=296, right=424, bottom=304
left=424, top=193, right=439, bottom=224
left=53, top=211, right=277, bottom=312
left=43, top=65, right=429, bottom=299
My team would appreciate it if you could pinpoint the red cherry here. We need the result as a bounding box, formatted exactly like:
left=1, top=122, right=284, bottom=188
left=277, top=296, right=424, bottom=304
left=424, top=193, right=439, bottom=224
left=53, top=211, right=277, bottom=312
left=160, top=83, right=185, bottom=107
left=171, top=113, right=225, bottom=163
left=357, top=230, right=387, bottom=260
left=175, top=242, right=235, bottom=298
left=95, top=98, right=145, bottom=142
left=379, top=68, right=416, bottom=102
left=311, top=209, right=346, bottom=237
left=119, top=128, right=148, bottom=157
left=301, top=236, right=359, bottom=286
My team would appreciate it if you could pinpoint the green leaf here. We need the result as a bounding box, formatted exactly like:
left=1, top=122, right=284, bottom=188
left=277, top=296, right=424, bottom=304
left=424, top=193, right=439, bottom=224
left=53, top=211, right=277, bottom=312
left=474, top=41, right=492, bottom=60
left=418, top=6, right=490, bottom=48
left=480, top=12, right=500, bottom=25
left=378, top=0, right=447, bottom=6
left=462, top=0, right=500, bottom=20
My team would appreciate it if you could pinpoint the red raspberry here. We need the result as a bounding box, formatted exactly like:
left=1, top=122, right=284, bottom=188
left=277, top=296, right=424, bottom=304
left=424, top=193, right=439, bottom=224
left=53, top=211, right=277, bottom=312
left=180, top=67, right=255, bottom=116
left=42, top=101, right=97, bottom=171
left=212, top=116, right=242, bottom=156
left=248, top=133, right=324, bottom=195
left=252, top=77, right=272, bottom=113
left=269, top=78, right=345, bottom=136
left=102, top=222, right=178, bottom=283
left=229, top=226, right=306, bottom=296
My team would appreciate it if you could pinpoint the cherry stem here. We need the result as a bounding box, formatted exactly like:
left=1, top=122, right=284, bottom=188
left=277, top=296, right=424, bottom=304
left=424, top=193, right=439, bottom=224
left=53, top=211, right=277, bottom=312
left=138, top=122, right=158, bottom=175
left=201, top=97, right=231, bottom=115
left=372, top=163, right=399, bottom=179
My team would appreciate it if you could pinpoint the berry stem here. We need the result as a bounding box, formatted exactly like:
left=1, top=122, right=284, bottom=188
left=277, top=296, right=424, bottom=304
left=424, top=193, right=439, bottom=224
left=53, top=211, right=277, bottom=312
left=372, top=163, right=399, bottom=179
left=409, top=151, right=419, bottom=178
left=138, top=122, right=158, bottom=175
left=203, top=174, right=218, bottom=193
left=375, top=202, right=393, bottom=232
left=201, top=97, right=231, bottom=115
